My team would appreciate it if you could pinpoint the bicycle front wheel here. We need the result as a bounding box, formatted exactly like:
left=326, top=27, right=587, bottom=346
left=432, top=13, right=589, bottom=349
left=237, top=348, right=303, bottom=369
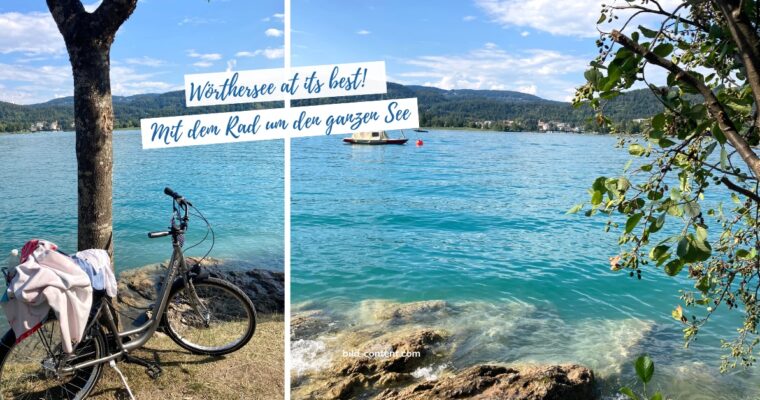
left=163, top=277, right=256, bottom=356
left=0, top=319, right=105, bottom=400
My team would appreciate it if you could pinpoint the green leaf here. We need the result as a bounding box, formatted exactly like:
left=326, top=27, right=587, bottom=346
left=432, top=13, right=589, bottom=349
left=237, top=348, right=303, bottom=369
left=650, top=213, right=666, bottom=233
left=625, top=213, right=644, bottom=234
left=651, top=113, right=666, bottom=131
left=585, top=68, right=604, bottom=87
left=676, top=237, right=690, bottom=258
left=696, top=225, right=708, bottom=242
left=620, top=387, right=640, bottom=400
left=649, top=245, right=669, bottom=261
left=684, top=201, right=701, bottom=217
left=629, top=143, right=646, bottom=156
left=720, top=147, right=729, bottom=169
left=651, top=392, right=663, bottom=400
left=664, top=259, right=684, bottom=276
left=639, top=26, right=659, bottom=38
left=635, top=354, right=655, bottom=384
left=591, top=190, right=603, bottom=206
left=597, top=13, right=607, bottom=24
left=736, top=249, right=750, bottom=259
left=567, top=204, right=584, bottom=214
left=653, top=43, right=674, bottom=58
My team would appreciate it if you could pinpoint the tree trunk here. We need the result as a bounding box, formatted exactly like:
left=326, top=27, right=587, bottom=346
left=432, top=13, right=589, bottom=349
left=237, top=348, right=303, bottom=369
left=69, top=41, right=114, bottom=257
left=47, top=0, right=138, bottom=261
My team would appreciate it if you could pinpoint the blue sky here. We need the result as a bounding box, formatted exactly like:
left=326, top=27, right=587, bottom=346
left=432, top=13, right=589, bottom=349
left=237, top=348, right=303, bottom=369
left=0, top=0, right=283, bottom=104
left=292, top=0, right=605, bottom=101
left=0, top=0, right=669, bottom=105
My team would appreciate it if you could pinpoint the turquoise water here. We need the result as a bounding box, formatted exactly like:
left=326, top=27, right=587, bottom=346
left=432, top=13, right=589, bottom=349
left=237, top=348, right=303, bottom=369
left=292, top=130, right=759, bottom=399
left=0, top=130, right=284, bottom=271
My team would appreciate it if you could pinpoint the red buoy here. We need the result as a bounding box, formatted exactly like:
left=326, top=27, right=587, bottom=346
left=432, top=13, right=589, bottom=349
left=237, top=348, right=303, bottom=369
left=416, top=139, right=424, bottom=147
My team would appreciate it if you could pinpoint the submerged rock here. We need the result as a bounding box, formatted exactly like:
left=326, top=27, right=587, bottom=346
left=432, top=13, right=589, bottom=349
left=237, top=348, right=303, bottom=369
left=116, top=258, right=284, bottom=325
left=292, top=310, right=335, bottom=340
left=290, top=299, right=599, bottom=400
left=376, top=364, right=595, bottom=400
left=359, top=299, right=451, bottom=325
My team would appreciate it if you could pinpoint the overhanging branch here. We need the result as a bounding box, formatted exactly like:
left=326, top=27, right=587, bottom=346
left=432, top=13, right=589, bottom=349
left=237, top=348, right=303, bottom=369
left=611, top=29, right=760, bottom=179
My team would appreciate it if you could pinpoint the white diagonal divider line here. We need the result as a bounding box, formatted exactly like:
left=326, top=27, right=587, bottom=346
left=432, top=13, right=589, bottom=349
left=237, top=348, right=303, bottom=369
left=140, top=98, right=419, bottom=149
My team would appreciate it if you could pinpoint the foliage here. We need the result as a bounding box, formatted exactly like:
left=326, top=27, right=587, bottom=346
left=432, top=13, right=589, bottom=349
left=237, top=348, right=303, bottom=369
left=573, top=0, right=760, bottom=370
left=620, top=354, right=666, bottom=400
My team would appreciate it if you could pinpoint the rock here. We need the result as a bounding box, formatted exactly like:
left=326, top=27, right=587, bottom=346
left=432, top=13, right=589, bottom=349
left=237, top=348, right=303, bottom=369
left=292, top=329, right=449, bottom=400
left=205, top=263, right=284, bottom=314
left=292, top=310, right=333, bottom=340
left=337, top=330, right=447, bottom=376
left=116, top=258, right=284, bottom=325
left=376, top=364, right=595, bottom=400
left=360, top=300, right=450, bottom=324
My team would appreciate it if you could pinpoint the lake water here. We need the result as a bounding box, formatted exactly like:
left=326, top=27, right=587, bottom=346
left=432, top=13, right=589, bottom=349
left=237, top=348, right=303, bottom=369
left=292, top=130, right=759, bottom=399
left=0, top=130, right=284, bottom=272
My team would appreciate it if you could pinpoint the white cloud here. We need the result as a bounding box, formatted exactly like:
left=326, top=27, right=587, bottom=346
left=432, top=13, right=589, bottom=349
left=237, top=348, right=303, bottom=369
left=399, top=43, right=588, bottom=100
left=262, top=13, right=285, bottom=22
left=0, top=11, right=64, bottom=55
left=110, top=65, right=177, bottom=95
left=226, top=59, right=237, bottom=72
left=193, top=61, right=213, bottom=68
left=125, top=56, right=165, bottom=67
left=475, top=0, right=603, bottom=37
left=517, top=84, right=537, bottom=94
left=463, top=15, right=477, bottom=22
left=356, top=29, right=371, bottom=35
left=83, top=1, right=102, bottom=12
left=520, top=31, right=530, bottom=37
left=265, top=28, right=284, bottom=37
left=187, top=50, right=222, bottom=61
left=235, top=47, right=284, bottom=60
left=484, top=42, right=498, bottom=49
left=475, top=0, right=684, bottom=38
left=178, top=16, right=223, bottom=26
left=0, top=62, right=176, bottom=104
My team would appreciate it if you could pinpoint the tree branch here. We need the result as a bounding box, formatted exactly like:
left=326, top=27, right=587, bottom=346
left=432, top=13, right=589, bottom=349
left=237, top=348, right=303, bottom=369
left=713, top=0, right=760, bottom=128
left=611, top=29, right=760, bottom=179
left=46, top=0, right=86, bottom=40
left=92, top=0, right=138, bottom=38
left=721, top=176, right=760, bottom=203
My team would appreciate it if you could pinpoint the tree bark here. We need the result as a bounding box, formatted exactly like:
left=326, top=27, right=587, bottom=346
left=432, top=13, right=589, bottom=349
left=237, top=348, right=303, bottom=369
left=47, top=0, right=137, bottom=259
left=71, top=42, right=115, bottom=256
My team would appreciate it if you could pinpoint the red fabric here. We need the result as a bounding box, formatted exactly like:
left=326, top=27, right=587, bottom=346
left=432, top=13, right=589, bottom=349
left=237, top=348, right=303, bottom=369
left=14, top=321, right=43, bottom=344
left=19, top=239, right=57, bottom=263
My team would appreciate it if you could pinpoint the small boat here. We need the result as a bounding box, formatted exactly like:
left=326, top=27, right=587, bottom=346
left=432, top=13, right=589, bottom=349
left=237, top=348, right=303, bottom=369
left=413, top=128, right=428, bottom=133
left=343, top=131, right=408, bottom=145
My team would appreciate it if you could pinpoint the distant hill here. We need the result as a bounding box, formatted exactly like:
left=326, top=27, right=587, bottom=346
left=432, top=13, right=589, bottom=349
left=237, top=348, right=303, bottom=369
left=0, top=83, right=665, bottom=133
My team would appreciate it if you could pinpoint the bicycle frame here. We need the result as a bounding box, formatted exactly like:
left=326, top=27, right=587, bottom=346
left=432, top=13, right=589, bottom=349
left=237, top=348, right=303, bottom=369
left=58, top=235, right=195, bottom=374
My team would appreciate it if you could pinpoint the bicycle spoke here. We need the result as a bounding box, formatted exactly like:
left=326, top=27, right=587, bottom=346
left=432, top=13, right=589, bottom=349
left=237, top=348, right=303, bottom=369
left=0, top=320, right=104, bottom=400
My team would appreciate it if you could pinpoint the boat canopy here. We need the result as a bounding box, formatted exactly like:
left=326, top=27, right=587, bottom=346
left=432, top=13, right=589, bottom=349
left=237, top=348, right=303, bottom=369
left=351, top=131, right=389, bottom=141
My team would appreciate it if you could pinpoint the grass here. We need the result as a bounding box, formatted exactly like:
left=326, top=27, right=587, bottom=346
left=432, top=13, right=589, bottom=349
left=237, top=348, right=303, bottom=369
left=89, top=314, right=283, bottom=400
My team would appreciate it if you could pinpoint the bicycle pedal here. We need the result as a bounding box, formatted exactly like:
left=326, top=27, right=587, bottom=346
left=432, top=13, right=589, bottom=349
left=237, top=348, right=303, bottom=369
left=145, top=364, right=162, bottom=380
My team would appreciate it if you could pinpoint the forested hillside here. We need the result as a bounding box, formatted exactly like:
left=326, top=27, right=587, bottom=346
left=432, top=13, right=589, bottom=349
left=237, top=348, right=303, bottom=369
left=0, top=83, right=665, bottom=133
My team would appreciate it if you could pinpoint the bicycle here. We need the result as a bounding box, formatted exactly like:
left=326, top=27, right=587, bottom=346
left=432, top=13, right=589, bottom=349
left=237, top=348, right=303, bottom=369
left=0, top=187, right=257, bottom=399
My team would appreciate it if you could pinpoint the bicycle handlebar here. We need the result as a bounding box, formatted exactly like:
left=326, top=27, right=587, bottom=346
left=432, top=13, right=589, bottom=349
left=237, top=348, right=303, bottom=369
left=148, top=187, right=192, bottom=239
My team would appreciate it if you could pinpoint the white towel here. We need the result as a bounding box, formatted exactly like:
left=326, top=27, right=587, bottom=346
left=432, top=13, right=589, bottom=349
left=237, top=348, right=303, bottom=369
left=2, top=245, right=92, bottom=353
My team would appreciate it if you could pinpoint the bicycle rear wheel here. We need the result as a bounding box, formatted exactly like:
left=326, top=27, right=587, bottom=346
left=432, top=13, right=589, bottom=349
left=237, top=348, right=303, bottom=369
left=163, top=277, right=256, bottom=356
left=0, top=319, right=105, bottom=400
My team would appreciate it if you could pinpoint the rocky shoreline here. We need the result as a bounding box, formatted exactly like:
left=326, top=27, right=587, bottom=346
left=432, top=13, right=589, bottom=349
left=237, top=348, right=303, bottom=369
left=291, top=300, right=597, bottom=400
left=116, top=258, right=284, bottom=325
